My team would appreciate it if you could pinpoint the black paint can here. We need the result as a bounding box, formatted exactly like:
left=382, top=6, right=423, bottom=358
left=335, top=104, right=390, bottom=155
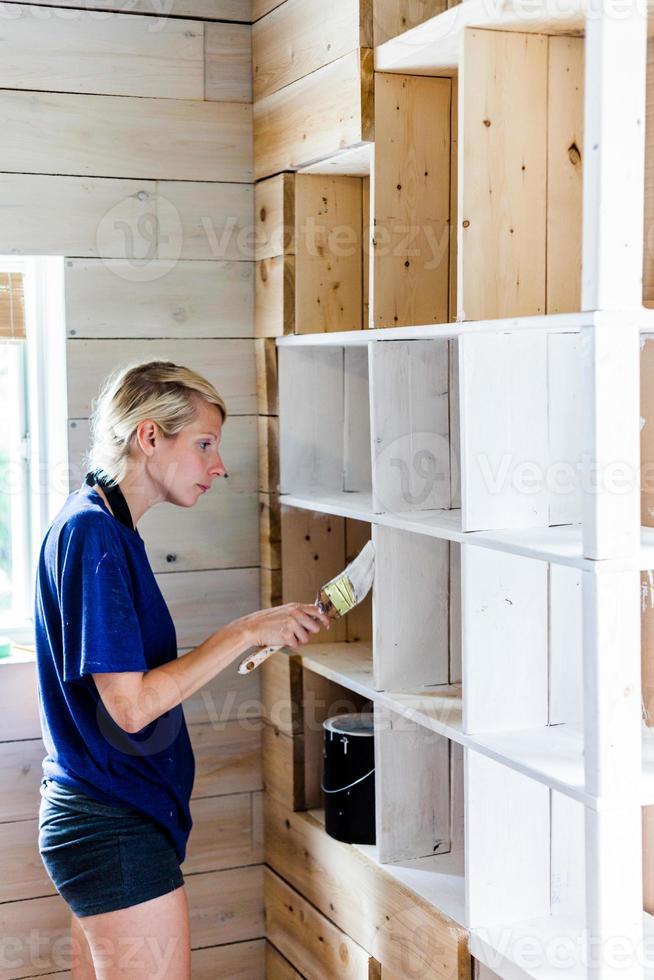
left=322, top=712, right=375, bottom=845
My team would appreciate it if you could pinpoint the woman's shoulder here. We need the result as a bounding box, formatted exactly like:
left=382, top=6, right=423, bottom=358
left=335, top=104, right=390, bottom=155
left=47, top=486, right=125, bottom=558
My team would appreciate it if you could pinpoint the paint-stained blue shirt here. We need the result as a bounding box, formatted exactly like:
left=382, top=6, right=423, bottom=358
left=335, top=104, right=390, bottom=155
left=34, top=481, right=194, bottom=862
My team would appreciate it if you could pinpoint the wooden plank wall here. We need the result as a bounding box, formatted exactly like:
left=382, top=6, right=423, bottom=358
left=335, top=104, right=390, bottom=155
left=0, top=2, right=268, bottom=977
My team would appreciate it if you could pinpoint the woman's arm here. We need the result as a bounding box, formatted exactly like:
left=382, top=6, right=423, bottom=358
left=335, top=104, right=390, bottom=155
left=92, top=602, right=330, bottom=734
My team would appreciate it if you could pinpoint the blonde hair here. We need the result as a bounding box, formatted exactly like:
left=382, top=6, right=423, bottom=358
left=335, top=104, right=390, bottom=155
left=85, top=360, right=227, bottom=486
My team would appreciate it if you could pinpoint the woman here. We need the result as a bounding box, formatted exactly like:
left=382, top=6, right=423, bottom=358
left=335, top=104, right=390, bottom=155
left=34, top=360, right=329, bottom=979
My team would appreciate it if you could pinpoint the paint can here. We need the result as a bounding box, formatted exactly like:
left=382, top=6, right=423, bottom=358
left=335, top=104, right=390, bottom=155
left=322, top=712, right=375, bottom=844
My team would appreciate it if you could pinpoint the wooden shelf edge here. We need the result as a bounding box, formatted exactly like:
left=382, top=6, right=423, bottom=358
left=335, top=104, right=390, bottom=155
left=374, top=0, right=587, bottom=76
left=279, top=494, right=654, bottom=573
left=276, top=308, right=654, bottom=346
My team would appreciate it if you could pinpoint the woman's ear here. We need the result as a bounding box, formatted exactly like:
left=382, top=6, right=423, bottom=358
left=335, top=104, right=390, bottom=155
left=135, top=419, right=159, bottom=456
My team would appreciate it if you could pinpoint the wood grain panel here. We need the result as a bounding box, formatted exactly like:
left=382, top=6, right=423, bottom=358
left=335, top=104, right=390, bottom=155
left=265, top=797, right=470, bottom=980
left=266, top=942, right=303, bottom=978
left=0, top=738, right=45, bottom=822
left=258, top=414, right=280, bottom=492
left=187, top=866, right=264, bottom=948
left=546, top=35, right=584, bottom=314
left=64, top=258, right=254, bottom=340
left=205, top=23, right=252, bottom=102
left=345, top=518, right=373, bottom=642
left=265, top=867, right=371, bottom=978
left=253, top=0, right=372, bottom=100
left=255, top=337, right=279, bottom=413
left=1, top=91, right=253, bottom=183
left=65, top=338, right=256, bottom=418
left=157, top=567, right=260, bottom=648
left=645, top=36, right=654, bottom=307
left=280, top=506, right=347, bottom=643
left=192, top=940, right=265, bottom=979
left=0, top=5, right=204, bottom=99
left=184, top=793, right=263, bottom=873
left=156, top=181, right=255, bottom=262
left=5, top=0, right=252, bottom=18
left=461, top=29, right=547, bottom=320
left=181, top=654, right=262, bottom=727
left=253, top=48, right=373, bottom=180
left=255, top=172, right=295, bottom=261
left=0, top=174, right=156, bottom=257
left=260, top=566, right=283, bottom=608
left=253, top=0, right=286, bottom=19
left=373, top=0, right=447, bottom=45
left=256, top=255, right=295, bottom=337
left=262, top=721, right=304, bottom=809
left=373, top=73, right=451, bottom=328
left=190, top=718, right=262, bottom=798
left=259, top=492, right=281, bottom=569
left=295, top=173, right=363, bottom=333
left=0, top=819, right=55, bottom=904
left=260, top=651, right=303, bottom=735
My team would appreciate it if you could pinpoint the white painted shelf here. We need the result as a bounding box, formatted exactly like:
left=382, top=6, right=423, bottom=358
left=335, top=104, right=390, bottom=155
left=276, top=311, right=593, bottom=345
left=309, top=807, right=466, bottom=926
left=299, top=644, right=654, bottom=810
left=276, top=309, right=654, bottom=346
left=470, top=912, right=654, bottom=980
left=281, top=493, right=654, bottom=571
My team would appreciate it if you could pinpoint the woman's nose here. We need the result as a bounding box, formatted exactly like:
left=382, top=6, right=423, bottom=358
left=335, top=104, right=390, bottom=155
left=209, top=451, right=227, bottom=478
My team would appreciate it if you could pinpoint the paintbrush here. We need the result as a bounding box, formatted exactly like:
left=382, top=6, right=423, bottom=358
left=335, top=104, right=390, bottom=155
left=237, top=540, right=375, bottom=675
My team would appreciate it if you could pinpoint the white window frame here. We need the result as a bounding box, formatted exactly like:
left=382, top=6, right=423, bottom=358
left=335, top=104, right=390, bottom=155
left=0, top=255, right=67, bottom=646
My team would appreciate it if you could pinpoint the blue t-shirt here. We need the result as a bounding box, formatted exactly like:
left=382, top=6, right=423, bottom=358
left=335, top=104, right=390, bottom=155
left=34, top=481, right=195, bottom=862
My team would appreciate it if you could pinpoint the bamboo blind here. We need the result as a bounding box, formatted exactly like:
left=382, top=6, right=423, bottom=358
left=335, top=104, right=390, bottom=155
left=0, top=272, right=25, bottom=340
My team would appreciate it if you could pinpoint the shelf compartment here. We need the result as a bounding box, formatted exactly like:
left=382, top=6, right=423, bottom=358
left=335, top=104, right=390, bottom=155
left=370, top=338, right=455, bottom=514
left=459, top=31, right=583, bottom=323
left=462, top=546, right=549, bottom=734
left=296, top=643, right=654, bottom=809
left=371, top=71, right=455, bottom=328
left=255, top=171, right=367, bottom=337
left=374, top=701, right=454, bottom=863
left=278, top=344, right=371, bottom=498
left=459, top=331, right=582, bottom=531
left=368, top=332, right=581, bottom=531
left=279, top=507, right=373, bottom=646
left=372, top=524, right=458, bottom=690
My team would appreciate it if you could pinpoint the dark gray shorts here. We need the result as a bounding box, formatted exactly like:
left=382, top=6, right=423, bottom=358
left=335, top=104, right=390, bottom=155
left=38, top=778, right=184, bottom=918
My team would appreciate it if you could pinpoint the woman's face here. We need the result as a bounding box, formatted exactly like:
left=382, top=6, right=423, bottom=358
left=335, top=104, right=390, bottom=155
left=146, top=399, right=227, bottom=508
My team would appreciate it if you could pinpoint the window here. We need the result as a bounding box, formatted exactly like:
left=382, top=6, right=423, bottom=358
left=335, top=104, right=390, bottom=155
left=0, top=257, right=67, bottom=645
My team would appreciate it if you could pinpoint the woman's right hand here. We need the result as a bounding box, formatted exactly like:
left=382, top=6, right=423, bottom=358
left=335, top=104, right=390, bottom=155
left=238, top=602, right=331, bottom=650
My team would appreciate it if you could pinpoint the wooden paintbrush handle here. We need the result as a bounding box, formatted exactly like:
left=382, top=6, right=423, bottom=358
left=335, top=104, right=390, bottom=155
left=237, top=644, right=282, bottom=675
